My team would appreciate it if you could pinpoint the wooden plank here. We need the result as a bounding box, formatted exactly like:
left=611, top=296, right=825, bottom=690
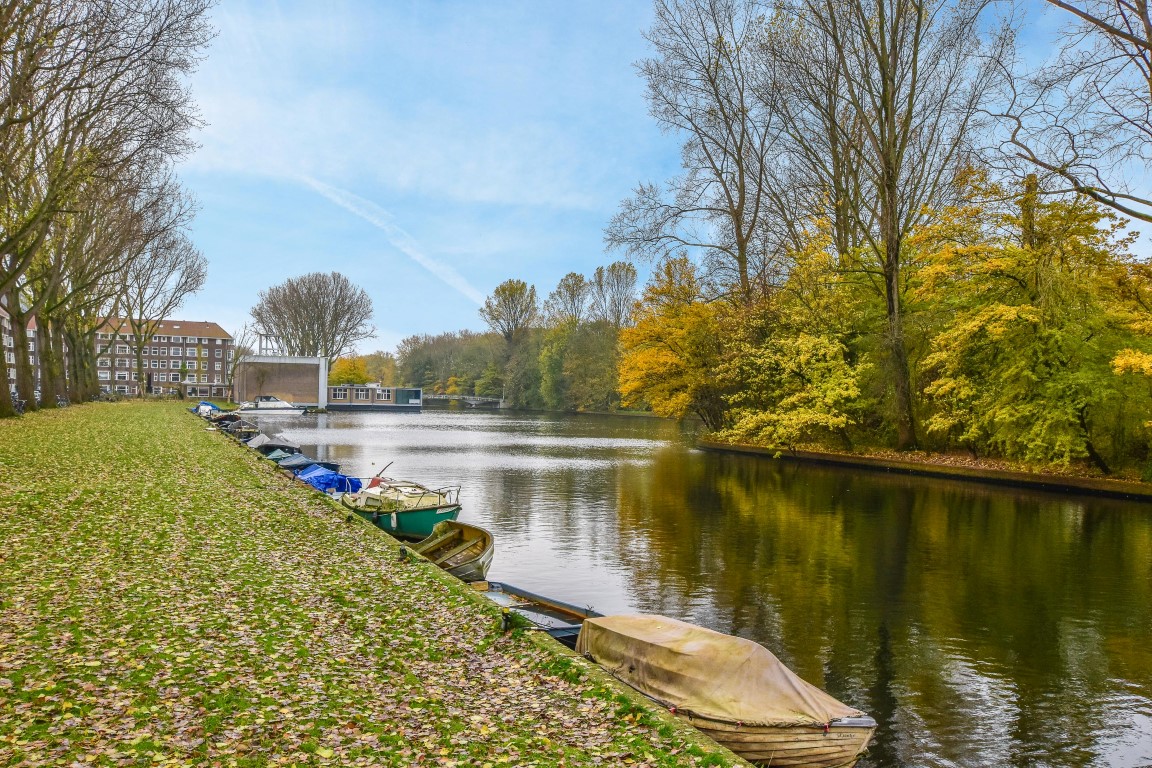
left=432, top=537, right=480, bottom=566
left=412, top=529, right=460, bottom=555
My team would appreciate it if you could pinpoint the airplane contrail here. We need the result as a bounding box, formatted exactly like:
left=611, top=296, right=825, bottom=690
left=301, top=176, right=486, bottom=306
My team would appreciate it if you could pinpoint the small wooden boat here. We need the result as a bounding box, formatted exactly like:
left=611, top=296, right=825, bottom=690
left=576, top=615, right=876, bottom=767
left=340, top=478, right=461, bottom=539
left=472, top=581, right=601, bottom=649
left=410, top=520, right=494, bottom=581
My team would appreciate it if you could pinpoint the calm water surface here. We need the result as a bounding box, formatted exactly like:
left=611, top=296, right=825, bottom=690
left=255, top=408, right=1152, bottom=768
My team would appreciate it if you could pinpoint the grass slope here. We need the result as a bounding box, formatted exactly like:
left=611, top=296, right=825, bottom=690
left=0, top=402, right=740, bottom=767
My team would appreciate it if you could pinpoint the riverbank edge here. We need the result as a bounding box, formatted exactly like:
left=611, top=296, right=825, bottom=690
left=237, top=416, right=753, bottom=766
left=697, top=439, right=1152, bottom=502
left=330, top=508, right=752, bottom=767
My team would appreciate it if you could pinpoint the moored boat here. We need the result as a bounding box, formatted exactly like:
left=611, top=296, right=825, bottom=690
left=472, top=581, right=601, bottom=648
left=237, top=395, right=305, bottom=414
left=340, top=478, right=462, bottom=539
left=246, top=433, right=301, bottom=455
left=575, top=614, right=876, bottom=767
left=410, top=520, right=494, bottom=582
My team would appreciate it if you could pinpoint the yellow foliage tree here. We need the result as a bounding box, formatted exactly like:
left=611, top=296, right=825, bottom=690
left=618, top=257, right=726, bottom=429
left=327, top=356, right=370, bottom=385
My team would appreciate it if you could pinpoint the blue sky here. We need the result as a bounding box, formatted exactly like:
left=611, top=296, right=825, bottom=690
left=178, top=1, right=1073, bottom=353
left=179, top=0, right=675, bottom=352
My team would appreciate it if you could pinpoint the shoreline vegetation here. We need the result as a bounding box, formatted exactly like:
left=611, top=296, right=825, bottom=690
left=698, top=438, right=1152, bottom=502
left=0, top=401, right=745, bottom=767
left=428, top=401, right=1152, bottom=501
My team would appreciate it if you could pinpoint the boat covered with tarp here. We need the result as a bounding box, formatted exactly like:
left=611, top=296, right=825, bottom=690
left=246, top=433, right=301, bottom=455
left=575, top=614, right=876, bottom=767
left=193, top=400, right=222, bottom=416
left=276, top=453, right=339, bottom=473
left=295, top=464, right=362, bottom=494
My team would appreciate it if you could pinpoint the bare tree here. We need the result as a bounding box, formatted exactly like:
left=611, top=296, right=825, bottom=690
left=589, top=261, right=639, bottom=329
left=999, top=0, right=1152, bottom=222
left=605, top=0, right=788, bottom=302
left=118, top=215, right=207, bottom=395
left=781, top=0, right=1002, bottom=450
left=0, top=0, right=214, bottom=415
left=479, top=279, right=538, bottom=343
left=250, top=272, right=375, bottom=365
left=543, top=272, right=591, bottom=327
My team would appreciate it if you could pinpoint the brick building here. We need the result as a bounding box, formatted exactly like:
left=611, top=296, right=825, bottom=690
left=97, top=319, right=235, bottom=398
left=1, top=298, right=41, bottom=396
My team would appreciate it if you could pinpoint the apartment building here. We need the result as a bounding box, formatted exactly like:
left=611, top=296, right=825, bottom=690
left=96, top=319, right=235, bottom=399
left=1, top=299, right=40, bottom=396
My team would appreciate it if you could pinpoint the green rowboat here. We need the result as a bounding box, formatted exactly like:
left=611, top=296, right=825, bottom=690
left=340, top=477, right=462, bottom=539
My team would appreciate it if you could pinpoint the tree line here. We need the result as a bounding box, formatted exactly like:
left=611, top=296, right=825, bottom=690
left=606, top=0, right=1152, bottom=474
left=379, top=262, right=638, bottom=411
left=0, top=0, right=214, bottom=416
left=391, top=0, right=1152, bottom=476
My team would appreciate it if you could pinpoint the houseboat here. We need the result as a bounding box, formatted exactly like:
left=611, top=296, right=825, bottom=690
left=325, top=385, right=422, bottom=412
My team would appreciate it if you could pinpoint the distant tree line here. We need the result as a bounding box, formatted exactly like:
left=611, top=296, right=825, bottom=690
left=389, top=262, right=638, bottom=412
left=0, top=0, right=214, bottom=416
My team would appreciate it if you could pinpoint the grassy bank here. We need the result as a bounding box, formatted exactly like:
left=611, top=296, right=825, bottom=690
left=0, top=402, right=742, bottom=767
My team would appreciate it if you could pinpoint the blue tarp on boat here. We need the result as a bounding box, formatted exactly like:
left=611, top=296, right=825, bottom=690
left=295, top=464, right=361, bottom=493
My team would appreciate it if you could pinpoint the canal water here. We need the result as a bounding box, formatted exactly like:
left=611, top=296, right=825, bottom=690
left=258, top=408, right=1152, bottom=768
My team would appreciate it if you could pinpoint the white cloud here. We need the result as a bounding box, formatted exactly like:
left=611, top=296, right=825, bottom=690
left=300, top=176, right=487, bottom=306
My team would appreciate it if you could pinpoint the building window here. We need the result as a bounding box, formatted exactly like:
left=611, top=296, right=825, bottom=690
left=158, top=347, right=167, bottom=356
left=142, top=347, right=149, bottom=355
left=116, top=344, right=128, bottom=354
left=158, top=360, right=167, bottom=368
left=115, top=359, right=129, bottom=368
left=354, top=388, right=369, bottom=400
left=155, top=373, right=165, bottom=382
left=98, top=371, right=110, bottom=380
left=186, top=347, right=196, bottom=357
left=200, top=337, right=209, bottom=344
left=170, top=336, right=181, bottom=343
left=98, top=359, right=110, bottom=368
left=377, top=388, right=392, bottom=401
left=115, top=372, right=128, bottom=381
left=200, top=361, right=208, bottom=370
left=213, top=375, right=221, bottom=384
left=155, top=336, right=167, bottom=343
left=200, top=374, right=208, bottom=383
left=332, top=387, right=347, bottom=400
left=171, top=348, right=181, bottom=356
left=215, top=348, right=221, bottom=358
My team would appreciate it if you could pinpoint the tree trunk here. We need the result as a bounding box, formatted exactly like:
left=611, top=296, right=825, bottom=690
left=37, top=316, right=60, bottom=409
left=883, top=192, right=917, bottom=450
left=7, top=286, right=37, bottom=409
left=0, top=346, right=15, bottom=418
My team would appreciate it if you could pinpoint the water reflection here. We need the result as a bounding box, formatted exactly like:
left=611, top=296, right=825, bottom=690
left=252, top=409, right=1152, bottom=768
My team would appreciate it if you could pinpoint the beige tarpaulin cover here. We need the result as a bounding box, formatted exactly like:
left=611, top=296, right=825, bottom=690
left=575, top=614, right=864, bottom=728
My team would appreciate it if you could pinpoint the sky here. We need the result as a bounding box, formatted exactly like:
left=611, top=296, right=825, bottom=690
left=177, top=0, right=1072, bottom=354
left=178, top=0, right=677, bottom=352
